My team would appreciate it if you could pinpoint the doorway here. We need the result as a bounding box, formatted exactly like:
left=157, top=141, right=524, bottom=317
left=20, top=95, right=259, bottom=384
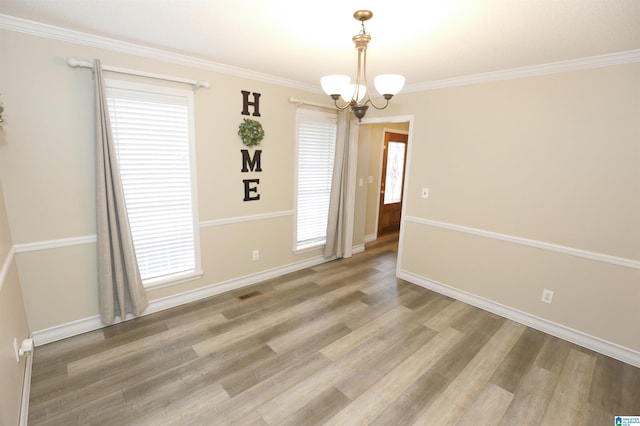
left=378, top=131, right=408, bottom=236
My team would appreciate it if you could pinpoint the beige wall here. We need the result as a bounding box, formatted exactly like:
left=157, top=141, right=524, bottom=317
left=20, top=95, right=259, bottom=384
left=0, top=177, right=30, bottom=426
left=392, top=63, right=640, bottom=352
left=353, top=124, right=371, bottom=246
left=0, top=29, right=331, bottom=332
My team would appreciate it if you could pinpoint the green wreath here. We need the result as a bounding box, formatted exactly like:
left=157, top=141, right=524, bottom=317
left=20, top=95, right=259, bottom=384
left=0, top=103, right=4, bottom=131
left=238, top=118, right=264, bottom=147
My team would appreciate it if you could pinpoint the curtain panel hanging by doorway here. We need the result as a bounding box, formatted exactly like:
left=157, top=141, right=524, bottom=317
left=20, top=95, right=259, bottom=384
left=324, top=109, right=352, bottom=259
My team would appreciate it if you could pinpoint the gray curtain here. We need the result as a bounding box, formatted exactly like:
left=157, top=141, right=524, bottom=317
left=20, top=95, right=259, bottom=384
left=94, top=59, right=148, bottom=324
left=324, top=109, right=352, bottom=258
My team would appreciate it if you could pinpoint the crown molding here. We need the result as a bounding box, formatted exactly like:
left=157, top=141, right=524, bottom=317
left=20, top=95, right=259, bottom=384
left=2, top=13, right=639, bottom=95
left=404, top=49, right=640, bottom=93
left=0, top=13, right=319, bottom=92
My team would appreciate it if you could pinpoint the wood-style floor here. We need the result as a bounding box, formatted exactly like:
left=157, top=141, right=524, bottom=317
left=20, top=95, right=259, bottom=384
left=29, top=233, right=640, bottom=425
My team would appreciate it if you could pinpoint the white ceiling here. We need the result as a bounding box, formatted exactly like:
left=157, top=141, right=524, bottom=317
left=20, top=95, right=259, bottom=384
left=1, top=0, right=639, bottom=90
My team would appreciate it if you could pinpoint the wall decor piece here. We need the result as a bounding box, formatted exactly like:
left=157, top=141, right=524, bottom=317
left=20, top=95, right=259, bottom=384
left=240, top=90, right=263, bottom=202
left=238, top=118, right=265, bottom=147
left=241, top=149, right=262, bottom=202
left=241, top=149, right=262, bottom=172
left=242, top=178, right=260, bottom=201
left=241, top=90, right=261, bottom=116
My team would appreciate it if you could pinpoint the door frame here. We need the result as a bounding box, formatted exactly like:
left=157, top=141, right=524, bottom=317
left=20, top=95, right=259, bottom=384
left=348, top=114, right=415, bottom=265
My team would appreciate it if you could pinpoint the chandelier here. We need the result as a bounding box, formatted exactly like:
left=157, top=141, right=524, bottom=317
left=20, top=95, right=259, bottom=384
left=321, top=10, right=405, bottom=122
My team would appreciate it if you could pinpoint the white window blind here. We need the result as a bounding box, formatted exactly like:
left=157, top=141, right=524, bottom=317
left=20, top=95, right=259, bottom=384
left=106, top=80, right=200, bottom=287
left=295, top=108, right=337, bottom=250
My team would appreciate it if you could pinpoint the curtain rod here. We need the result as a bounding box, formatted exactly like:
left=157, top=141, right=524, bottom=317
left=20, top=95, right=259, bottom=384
left=288, top=97, right=336, bottom=110
left=67, top=57, right=210, bottom=90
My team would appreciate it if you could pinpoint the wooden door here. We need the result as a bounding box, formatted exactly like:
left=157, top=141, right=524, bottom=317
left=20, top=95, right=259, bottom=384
left=378, top=131, right=408, bottom=235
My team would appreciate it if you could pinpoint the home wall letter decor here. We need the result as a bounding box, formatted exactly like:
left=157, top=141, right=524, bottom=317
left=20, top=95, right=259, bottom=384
left=241, top=90, right=261, bottom=117
left=240, top=90, right=264, bottom=202
left=241, top=149, right=262, bottom=201
left=243, top=178, right=260, bottom=201
left=241, top=149, right=262, bottom=172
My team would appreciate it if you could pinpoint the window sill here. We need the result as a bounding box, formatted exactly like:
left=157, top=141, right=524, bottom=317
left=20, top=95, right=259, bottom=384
left=294, top=242, right=325, bottom=254
left=143, top=269, right=204, bottom=290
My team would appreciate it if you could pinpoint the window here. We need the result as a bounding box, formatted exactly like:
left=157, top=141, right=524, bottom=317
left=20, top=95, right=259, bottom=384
left=106, top=80, right=201, bottom=287
left=295, top=108, right=337, bottom=250
left=383, top=141, right=406, bottom=204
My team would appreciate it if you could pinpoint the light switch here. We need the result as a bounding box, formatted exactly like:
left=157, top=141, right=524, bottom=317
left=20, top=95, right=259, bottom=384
left=368, top=176, right=374, bottom=184
left=421, top=188, right=429, bottom=199
left=359, top=178, right=364, bottom=187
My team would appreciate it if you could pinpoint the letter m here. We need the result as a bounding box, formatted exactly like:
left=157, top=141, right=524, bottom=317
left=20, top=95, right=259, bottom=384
left=241, top=149, right=262, bottom=172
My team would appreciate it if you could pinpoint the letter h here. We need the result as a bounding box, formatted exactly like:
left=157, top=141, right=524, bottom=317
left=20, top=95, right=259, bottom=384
left=241, top=90, right=261, bottom=117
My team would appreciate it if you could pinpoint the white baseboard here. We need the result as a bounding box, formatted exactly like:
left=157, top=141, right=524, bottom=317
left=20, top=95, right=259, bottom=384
left=147, top=253, right=334, bottom=316
left=32, top=315, right=106, bottom=346
left=31, top=252, right=640, bottom=368
left=32, top=253, right=334, bottom=346
left=363, top=234, right=377, bottom=243
left=352, top=244, right=365, bottom=255
left=397, top=269, right=640, bottom=368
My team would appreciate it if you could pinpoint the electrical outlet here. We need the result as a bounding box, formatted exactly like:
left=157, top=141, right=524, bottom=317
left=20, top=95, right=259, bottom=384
left=541, top=289, right=554, bottom=304
left=252, top=249, right=260, bottom=261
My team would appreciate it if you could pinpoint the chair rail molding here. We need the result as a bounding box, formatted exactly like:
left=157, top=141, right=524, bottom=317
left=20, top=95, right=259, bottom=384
left=404, top=216, right=640, bottom=270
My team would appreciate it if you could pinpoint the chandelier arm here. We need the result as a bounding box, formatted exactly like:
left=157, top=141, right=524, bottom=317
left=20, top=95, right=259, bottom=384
left=368, top=97, right=391, bottom=110
left=331, top=96, right=353, bottom=111
left=361, top=47, right=373, bottom=105
left=359, top=35, right=391, bottom=110
left=352, top=44, right=364, bottom=103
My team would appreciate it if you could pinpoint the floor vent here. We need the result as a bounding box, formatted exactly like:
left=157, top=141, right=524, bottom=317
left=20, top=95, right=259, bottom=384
left=237, top=290, right=262, bottom=301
